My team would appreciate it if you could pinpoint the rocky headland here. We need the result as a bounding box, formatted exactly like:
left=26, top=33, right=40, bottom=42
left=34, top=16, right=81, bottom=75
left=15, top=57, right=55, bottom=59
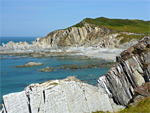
left=1, top=36, right=150, bottom=113
left=1, top=17, right=149, bottom=61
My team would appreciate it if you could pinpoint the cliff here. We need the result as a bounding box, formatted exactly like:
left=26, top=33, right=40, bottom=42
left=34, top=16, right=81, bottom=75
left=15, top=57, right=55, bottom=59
left=98, top=36, right=150, bottom=106
left=37, top=22, right=121, bottom=48
left=1, top=23, right=122, bottom=49
left=2, top=17, right=149, bottom=51
left=0, top=76, right=123, bottom=113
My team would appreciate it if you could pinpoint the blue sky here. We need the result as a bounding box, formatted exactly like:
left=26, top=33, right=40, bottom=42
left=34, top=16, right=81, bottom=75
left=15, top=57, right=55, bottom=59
left=1, top=0, right=150, bottom=37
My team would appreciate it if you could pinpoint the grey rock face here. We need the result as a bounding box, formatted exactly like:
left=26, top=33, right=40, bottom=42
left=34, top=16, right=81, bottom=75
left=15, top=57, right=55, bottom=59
left=98, top=37, right=150, bottom=106
left=1, top=76, right=124, bottom=113
left=1, top=23, right=136, bottom=51
left=32, top=23, right=125, bottom=49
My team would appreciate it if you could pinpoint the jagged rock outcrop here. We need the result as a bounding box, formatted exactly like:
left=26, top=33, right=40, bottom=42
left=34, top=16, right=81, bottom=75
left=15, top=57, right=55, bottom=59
left=0, top=76, right=124, bottom=113
left=1, top=22, right=139, bottom=51
left=98, top=36, right=150, bottom=106
left=38, top=23, right=121, bottom=48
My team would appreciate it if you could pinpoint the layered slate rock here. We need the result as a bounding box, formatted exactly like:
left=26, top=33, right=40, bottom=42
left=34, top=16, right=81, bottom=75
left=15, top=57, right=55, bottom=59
left=1, top=22, right=137, bottom=52
left=98, top=36, right=150, bottom=106
left=1, top=76, right=123, bottom=113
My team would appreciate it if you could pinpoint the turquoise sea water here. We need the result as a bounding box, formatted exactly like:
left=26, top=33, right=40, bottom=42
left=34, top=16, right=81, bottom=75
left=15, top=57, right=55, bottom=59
left=1, top=37, right=36, bottom=45
left=0, top=37, right=109, bottom=104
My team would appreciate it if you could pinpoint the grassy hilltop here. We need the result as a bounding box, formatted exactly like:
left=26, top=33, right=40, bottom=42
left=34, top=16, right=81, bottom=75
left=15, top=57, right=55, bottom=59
left=72, top=17, right=150, bottom=34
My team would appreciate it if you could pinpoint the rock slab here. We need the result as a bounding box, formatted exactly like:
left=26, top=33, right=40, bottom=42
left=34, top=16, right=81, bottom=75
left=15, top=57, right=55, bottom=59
left=98, top=37, right=150, bottom=106
left=1, top=77, right=123, bottom=113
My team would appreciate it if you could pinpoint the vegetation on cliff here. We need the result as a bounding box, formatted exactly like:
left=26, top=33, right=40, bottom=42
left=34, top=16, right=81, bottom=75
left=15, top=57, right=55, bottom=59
left=119, top=97, right=150, bottom=113
left=116, top=34, right=145, bottom=44
left=93, top=97, right=150, bottom=113
left=72, top=17, right=150, bottom=33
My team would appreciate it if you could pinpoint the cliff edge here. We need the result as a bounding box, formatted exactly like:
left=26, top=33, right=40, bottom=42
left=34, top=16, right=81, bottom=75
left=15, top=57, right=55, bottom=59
left=98, top=36, right=150, bottom=106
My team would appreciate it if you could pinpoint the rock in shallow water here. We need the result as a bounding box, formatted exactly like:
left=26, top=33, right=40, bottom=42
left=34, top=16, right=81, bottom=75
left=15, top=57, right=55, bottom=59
left=37, top=67, right=54, bottom=72
left=59, top=62, right=114, bottom=70
left=0, top=57, right=8, bottom=59
left=14, top=62, right=43, bottom=68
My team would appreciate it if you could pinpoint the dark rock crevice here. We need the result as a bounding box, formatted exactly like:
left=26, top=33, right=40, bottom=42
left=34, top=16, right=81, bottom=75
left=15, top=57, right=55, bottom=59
left=43, top=90, right=46, bottom=103
left=26, top=88, right=32, bottom=113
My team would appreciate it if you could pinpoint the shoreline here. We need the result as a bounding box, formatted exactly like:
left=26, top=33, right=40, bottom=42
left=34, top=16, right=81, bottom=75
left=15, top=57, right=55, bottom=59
left=0, top=46, right=125, bottom=61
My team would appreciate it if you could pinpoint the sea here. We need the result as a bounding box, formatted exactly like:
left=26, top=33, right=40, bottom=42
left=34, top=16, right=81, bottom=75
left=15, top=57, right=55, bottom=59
left=0, top=37, right=110, bottom=104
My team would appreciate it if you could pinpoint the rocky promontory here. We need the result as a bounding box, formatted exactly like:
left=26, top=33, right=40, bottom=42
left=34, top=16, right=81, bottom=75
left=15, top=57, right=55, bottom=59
left=1, top=17, right=149, bottom=51
left=1, top=17, right=149, bottom=61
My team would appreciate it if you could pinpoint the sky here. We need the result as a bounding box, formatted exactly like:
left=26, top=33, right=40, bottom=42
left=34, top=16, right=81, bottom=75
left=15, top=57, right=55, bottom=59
left=0, top=0, right=150, bottom=37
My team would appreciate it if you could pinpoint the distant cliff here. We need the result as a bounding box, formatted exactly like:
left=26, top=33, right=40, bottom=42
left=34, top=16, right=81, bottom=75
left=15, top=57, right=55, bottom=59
left=1, top=17, right=149, bottom=50
left=27, top=17, right=149, bottom=49
left=1, top=23, right=123, bottom=49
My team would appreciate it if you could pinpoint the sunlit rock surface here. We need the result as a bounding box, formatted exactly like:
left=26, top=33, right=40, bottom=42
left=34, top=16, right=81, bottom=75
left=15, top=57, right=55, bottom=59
left=0, top=23, right=138, bottom=52
left=98, top=36, right=150, bottom=106
left=1, top=76, right=123, bottom=113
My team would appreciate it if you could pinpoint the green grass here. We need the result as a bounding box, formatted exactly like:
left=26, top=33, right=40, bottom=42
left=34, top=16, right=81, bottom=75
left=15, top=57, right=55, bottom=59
left=72, top=22, right=84, bottom=28
left=92, top=111, right=110, bottom=113
left=93, top=97, right=150, bottom=113
left=118, top=97, right=150, bottom=113
left=71, top=17, right=150, bottom=33
left=116, top=34, right=146, bottom=44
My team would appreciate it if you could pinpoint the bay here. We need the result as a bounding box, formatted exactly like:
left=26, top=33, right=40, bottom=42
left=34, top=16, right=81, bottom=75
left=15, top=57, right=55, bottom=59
left=0, top=37, right=110, bottom=104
